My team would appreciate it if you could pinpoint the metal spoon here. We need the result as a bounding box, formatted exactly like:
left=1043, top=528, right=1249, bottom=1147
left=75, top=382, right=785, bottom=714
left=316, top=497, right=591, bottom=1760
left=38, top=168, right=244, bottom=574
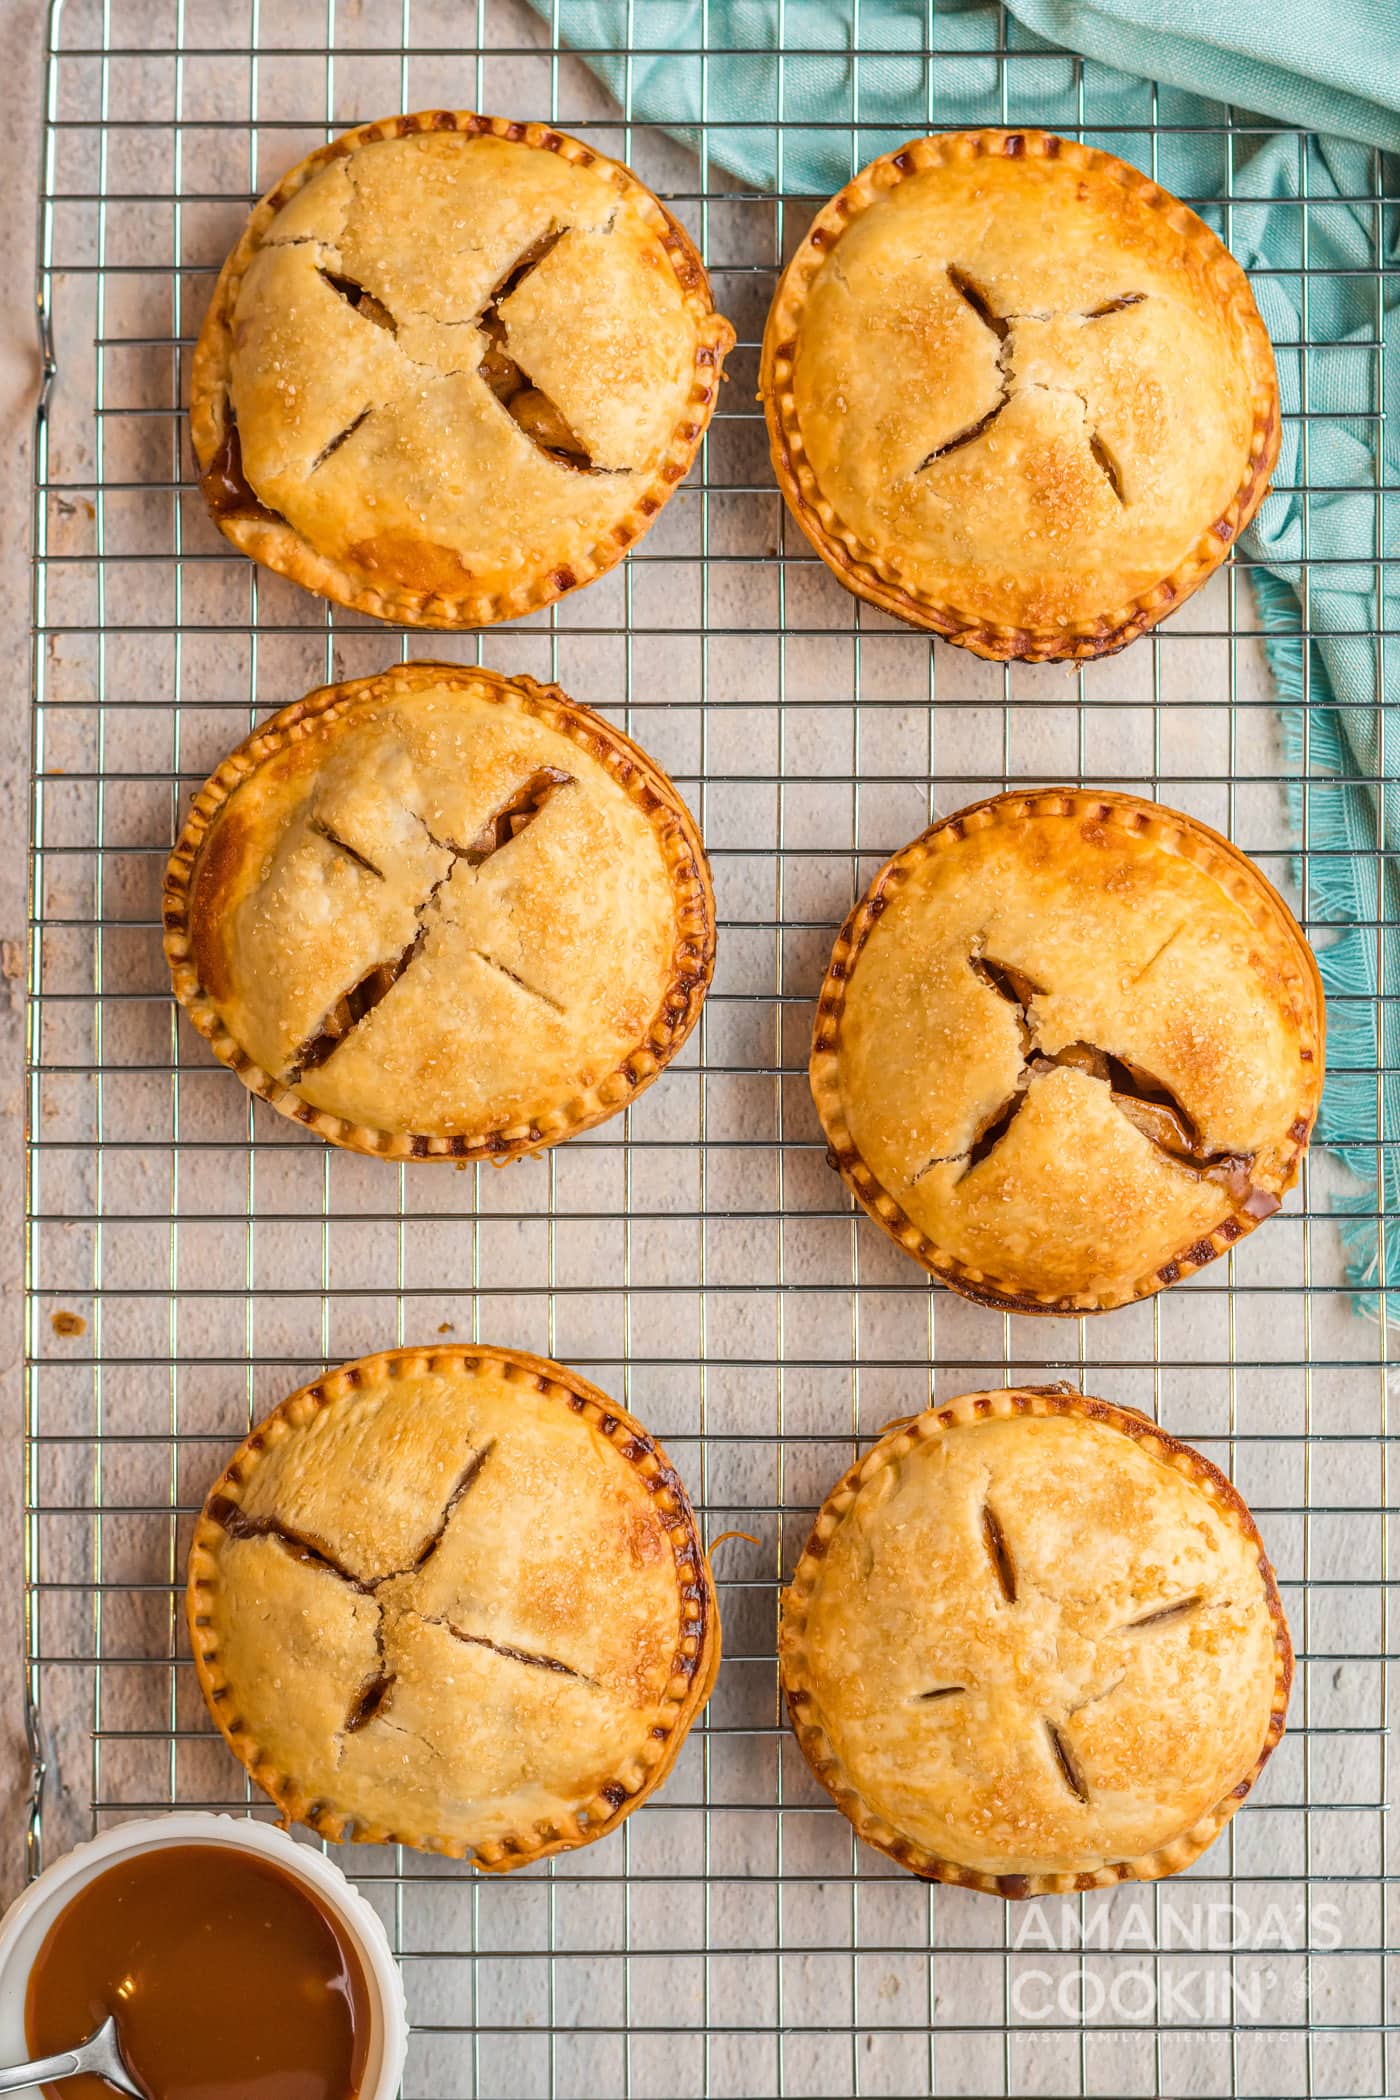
left=0, top=2015, right=143, bottom=2095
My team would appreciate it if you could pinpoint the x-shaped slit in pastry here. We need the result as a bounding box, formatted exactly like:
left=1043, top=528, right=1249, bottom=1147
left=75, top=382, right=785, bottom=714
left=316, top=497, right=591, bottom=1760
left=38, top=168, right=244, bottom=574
left=209, top=1438, right=593, bottom=1744
left=286, top=769, right=572, bottom=1082
left=911, top=1499, right=1209, bottom=1805
left=473, top=229, right=605, bottom=472
left=917, top=267, right=1146, bottom=499
left=296, top=243, right=597, bottom=480
left=911, top=947, right=1267, bottom=1208
left=204, top=219, right=623, bottom=513
left=308, top=249, right=597, bottom=474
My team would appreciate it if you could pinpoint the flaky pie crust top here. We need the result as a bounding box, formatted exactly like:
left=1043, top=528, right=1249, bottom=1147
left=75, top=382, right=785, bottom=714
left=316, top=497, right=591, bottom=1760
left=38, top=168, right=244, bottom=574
left=761, top=130, right=1279, bottom=659
left=779, top=1387, right=1291, bottom=1896
left=163, top=661, right=715, bottom=1160
left=191, top=110, right=734, bottom=627
left=809, top=788, right=1324, bottom=1313
left=187, top=1346, right=718, bottom=1868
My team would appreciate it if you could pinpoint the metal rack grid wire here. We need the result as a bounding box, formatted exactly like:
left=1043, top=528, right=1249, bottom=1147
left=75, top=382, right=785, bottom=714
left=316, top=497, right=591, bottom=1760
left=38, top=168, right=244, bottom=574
left=24, top=2, right=1398, bottom=2096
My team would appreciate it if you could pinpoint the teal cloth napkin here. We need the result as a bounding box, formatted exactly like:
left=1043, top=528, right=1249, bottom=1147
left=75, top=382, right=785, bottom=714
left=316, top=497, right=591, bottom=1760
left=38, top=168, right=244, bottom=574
left=532, top=0, right=1400, bottom=1312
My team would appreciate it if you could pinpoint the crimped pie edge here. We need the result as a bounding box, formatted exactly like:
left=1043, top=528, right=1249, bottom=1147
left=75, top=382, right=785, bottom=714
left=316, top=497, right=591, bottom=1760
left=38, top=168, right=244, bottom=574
left=186, top=1343, right=720, bottom=1870
left=759, top=128, right=1281, bottom=662
left=778, top=1384, right=1294, bottom=1898
left=162, top=660, right=717, bottom=1161
left=190, top=107, right=736, bottom=630
left=808, top=786, right=1326, bottom=1314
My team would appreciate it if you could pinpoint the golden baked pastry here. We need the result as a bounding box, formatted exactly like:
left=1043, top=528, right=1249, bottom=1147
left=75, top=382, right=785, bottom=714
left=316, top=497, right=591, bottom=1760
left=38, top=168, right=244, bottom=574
left=780, top=1386, right=1291, bottom=1897
left=810, top=788, right=1323, bottom=1314
left=163, top=661, right=714, bottom=1161
left=191, top=110, right=734, bottom=627
left=188, top=1345, right=718, bottom=1867
left=761, top=129, right=1278, bottom=659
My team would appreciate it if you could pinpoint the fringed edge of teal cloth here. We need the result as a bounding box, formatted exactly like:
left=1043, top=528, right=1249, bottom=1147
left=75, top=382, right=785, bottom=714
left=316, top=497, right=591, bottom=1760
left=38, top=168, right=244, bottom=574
left=1249, top=567, right=1390, bottom=1318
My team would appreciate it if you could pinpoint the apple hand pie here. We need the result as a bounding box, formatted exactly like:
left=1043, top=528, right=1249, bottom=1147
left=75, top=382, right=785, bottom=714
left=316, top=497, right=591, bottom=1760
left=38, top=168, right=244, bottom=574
left=761, top=129, right=1278, bottom=659
left=163, top=661, right=714, bottom=1162
left=780, top=1386, right=1291, bottom=1895
left=810, top=788, right=1324, bottom=1313
left=188, top=1346, right=718, bottom=1868
left=192, top=110, right=734, bottom=627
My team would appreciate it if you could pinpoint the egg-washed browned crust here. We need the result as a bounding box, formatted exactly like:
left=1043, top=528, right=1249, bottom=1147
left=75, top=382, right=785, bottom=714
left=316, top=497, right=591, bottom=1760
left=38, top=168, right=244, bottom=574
left=760, top=129, right=1279, bottom=661
left=188, top=1345, right=719, bottom=1869
left=190, top=109, right=734, bottom=628
left=163, top=661, right=715, bottom=1162
left=779, top=1386, right=1292, bottom=1898
left=809, top=788, right=1324, bottom=1314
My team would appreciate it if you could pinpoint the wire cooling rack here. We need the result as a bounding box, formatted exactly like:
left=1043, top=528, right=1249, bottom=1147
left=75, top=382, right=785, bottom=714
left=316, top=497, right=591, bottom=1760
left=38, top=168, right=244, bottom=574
left=24, top=2, right=1398, bottom=2096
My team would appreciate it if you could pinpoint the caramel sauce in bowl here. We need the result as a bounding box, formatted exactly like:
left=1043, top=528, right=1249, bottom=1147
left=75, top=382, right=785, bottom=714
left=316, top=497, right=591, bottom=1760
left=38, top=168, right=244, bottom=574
left=0, top=1816, right=407, bottom=2100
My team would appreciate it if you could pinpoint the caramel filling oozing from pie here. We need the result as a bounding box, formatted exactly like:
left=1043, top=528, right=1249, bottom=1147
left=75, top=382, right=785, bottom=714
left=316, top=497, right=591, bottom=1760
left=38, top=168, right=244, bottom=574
left=202, top=417, right=283, bottom=523
left=319, top=267, right=398, bottom=336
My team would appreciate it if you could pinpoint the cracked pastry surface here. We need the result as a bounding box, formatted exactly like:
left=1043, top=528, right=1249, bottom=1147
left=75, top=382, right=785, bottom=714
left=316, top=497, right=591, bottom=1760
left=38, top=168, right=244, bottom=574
left=163, top=661, right=714, bottom=1160
left=190, top=109, right=734, bottom=627
left=809, top=788, right=1324, bottom=1313
left=779, top=1387, right=1291, bottom=1896
left=760, top=129, right=1279, bottom=659
left=187, top=1345, right=717, bottom=1866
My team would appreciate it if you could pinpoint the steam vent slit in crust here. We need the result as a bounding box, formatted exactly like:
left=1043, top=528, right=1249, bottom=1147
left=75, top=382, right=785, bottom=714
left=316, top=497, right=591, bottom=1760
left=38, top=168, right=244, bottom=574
left=809, top=788, right=1325, bottom=1314
left=162, top=661, right=716, bottom=1161
left=187, top=1346, right=718, bottom=1867
left=760, top=129, right=1279, bottom=659
left=778, top=1388, right=1292, bottom=1896
left=190, top=109, right=735, bottom=628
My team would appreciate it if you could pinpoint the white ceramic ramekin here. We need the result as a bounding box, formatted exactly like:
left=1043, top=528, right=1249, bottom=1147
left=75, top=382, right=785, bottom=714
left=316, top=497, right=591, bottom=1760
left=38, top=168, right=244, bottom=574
left=0, top=1812, right=408, bottom=2097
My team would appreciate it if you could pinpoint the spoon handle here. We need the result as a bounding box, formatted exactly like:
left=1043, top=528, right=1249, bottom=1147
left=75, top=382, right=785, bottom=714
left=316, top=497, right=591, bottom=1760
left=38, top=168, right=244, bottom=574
left=0, top=2016, right=141, bottom=2097
left=0, top=2044, right=83, bottom=2091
